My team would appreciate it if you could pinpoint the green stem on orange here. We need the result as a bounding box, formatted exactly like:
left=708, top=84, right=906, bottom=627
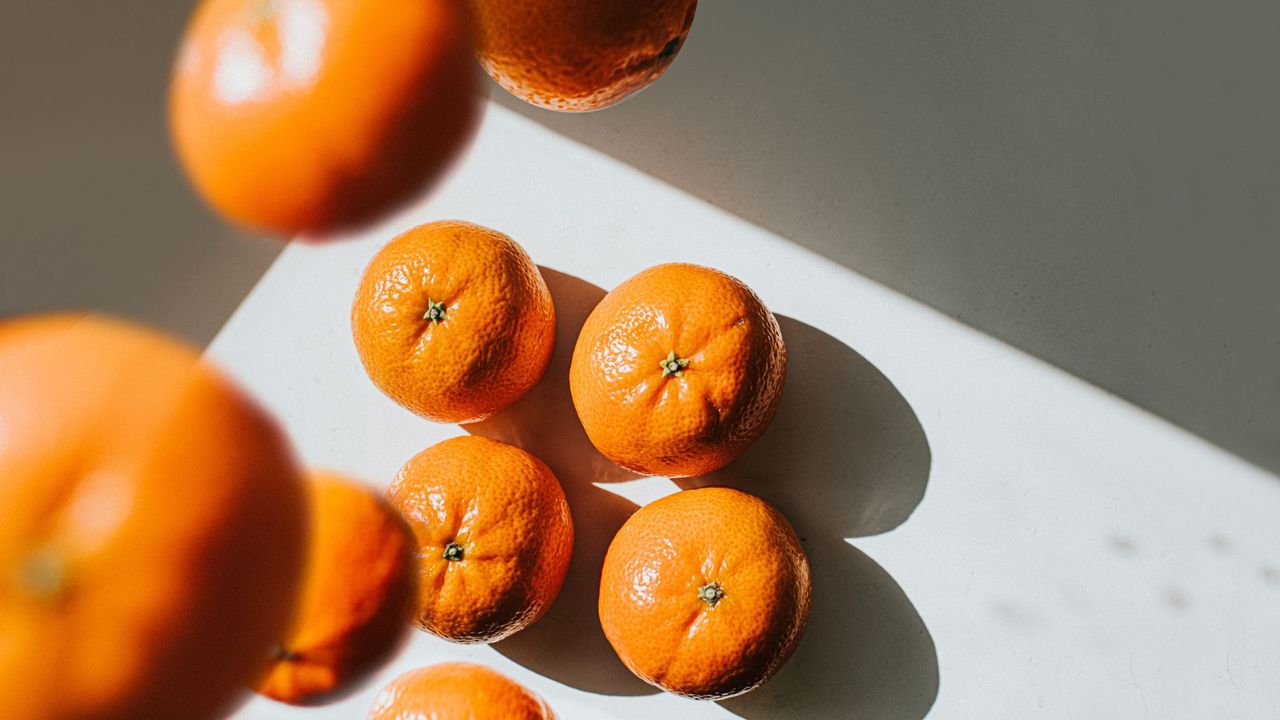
left=17, top=547, right=67, bottom=600
left=659, top=350, right=690, bottom=378
left=423, top=300, right=448, bottom=324
left=698, top=582, right=724, bottom=607
left=442, top=541, right=465, bottom=562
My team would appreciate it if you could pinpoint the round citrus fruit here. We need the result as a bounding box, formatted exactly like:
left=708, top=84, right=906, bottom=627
left=169, top=0, right=479, bottom=235
left=599, top=486, right=811, bottom=699
left=369, top=662, right=556, bottom=719
left=0, top=314, right=307, bottom=720
left=255, top=471, right=415, bottom=706
left=352, top=220, right=556, bottom=424
left=387, top=436, right=573, bottom=642
left=470, top=0, right=698, bottom=111
left=569, top=263, right=786, bottom=477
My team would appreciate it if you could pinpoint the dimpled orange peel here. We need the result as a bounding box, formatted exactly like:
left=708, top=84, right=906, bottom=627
left=351, top=220, right=556, bottom=424
left=570, top=263, right=786, bottom=477
left=387, top=436, right=573, bottom=643
left=599, top=486, right=812, bottom=699
left=470, top=0, right=698, bottom=111
left=368, top=662, right=557, bottom=719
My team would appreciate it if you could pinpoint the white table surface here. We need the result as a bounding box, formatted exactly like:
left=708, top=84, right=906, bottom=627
left=211, top=102, right=1280, bottom=719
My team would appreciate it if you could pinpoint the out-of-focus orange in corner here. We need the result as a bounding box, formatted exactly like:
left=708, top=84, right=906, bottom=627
left=0, top=314, right=308, bottom=720
left=387, top=436, right=573, bottom=643
left=256, top=471, right=415, bottom=706
left=599, top=486, right=812, bottom=699
left=169, top=0, right=480, bottom=236
left=351, top=220, right=556, bottom=424
left=570, top=263, right=787, bottom=477
left=369, top=662, right=557, bottom=719
left=470, top=0, right=697, bottom=111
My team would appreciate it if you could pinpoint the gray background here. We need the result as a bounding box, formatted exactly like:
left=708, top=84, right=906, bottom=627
left=0, top=2, right=278, bottom=345
left=2, top=0, right=1277, bottom=472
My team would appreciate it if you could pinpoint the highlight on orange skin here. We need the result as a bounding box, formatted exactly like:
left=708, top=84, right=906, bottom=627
left=169, top=0, right=481, bottom=236
left=255, top=471, right=416, bottom=706
left=0, top=313, right=308, bottom=720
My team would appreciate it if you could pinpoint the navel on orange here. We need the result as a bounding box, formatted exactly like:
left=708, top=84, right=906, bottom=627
left=352, top=221, right=556, bottom=424
left=0, top=314, right=307, bottom=720
left=570, top=263, right=786, bottom=477
left=599, top=487, right=812, bottom=699
left=369, top=662, right=557, bottom=719
left=387, top=436, right=573, bottom=643
left=169, top=0, right=479, bottom=235
left=255, top=471, right=415, bottom=706
left=470, top=0, right=698, bottom=111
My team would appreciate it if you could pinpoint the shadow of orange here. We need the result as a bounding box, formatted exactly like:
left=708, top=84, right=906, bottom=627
left=466, top=267, right=654, bottom=696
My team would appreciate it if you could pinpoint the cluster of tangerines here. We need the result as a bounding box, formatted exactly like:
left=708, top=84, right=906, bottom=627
left=342, top=221, right=813, bottom=714
left=0, top=0, right=827, bottom=717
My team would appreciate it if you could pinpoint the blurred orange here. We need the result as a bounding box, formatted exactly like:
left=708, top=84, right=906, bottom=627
left=169, top=0, right=479, bottom=236
left=471, top=0, right=697, bottom=111
left=0, top=314, right=308, bottom=720
left=255, top=471, right=415, bottom=706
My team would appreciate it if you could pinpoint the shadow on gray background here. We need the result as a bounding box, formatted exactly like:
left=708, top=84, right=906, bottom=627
left=680, top=316, right=937, bottom=719
left=5, top=1, right=1274, bottom=473
left=495, top=0, right=1280, bottom=474
left=0, top=3, right=282, bottom=346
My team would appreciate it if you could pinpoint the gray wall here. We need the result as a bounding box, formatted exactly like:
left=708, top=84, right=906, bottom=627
left=0, top=2, right=281, bottom=346
left=495, top=0, right=1280, bottom=473
left=2, top=1, right=1276, bottom=472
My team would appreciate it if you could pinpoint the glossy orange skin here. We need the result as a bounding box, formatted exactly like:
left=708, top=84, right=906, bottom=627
left=388, top=436, right=573, bottom=643
left=599, top=487, right=811, bottom=699
left=570, top=263, right=786, bottom=477
left=352, top=221, right=556, bottom=424
left=256, top=471, right=415, bottom=706
left=169, top=0, right=479, bottom=235
left=0, top=314, right=307, bottom=720
left=471, top=0, right=698, bottom=111
left=369, top=662, right=556, bottom=719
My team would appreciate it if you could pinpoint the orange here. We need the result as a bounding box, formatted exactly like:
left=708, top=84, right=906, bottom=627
left=569, top=263, right=786, bottom=477
left=352, top=220, right=556, bottom=424
left=387, top=436, right=573, bottom=643
left=0, top=314, right=307, bottom=720
left=599, top=486, right=812, bottom=699
left=369, top=662, right=556, bottom=719
left=470, top=0, right=698, bottom=111
left=256, top=471, right=415, bottom=706
left=169, top=0, right=479, bottom=235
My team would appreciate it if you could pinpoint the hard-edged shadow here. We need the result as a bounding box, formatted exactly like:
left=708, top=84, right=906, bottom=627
left=679, top=316, right=939, bottom=719
left=466, top=267, right=656, bottom=696
left=498, top=0, right=1280, bottom=476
